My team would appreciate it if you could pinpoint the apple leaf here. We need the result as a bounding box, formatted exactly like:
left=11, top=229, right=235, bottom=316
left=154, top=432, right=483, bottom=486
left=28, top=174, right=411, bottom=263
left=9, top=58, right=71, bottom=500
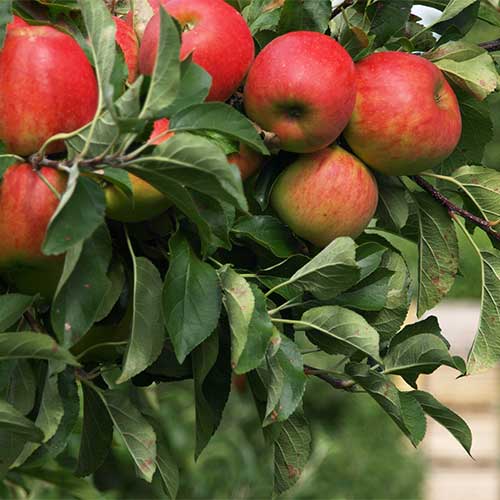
left=262, top=335, right=306, bottom=426
left=413, top=192, right=459, bottom=317
left=169, top=102, right=268, bottom=154
left=0, top=332, right=79, bottom=366
left=0, top=294, right=37, bottom=332
left=117, top=253, right=165, bottom=384
left=5, top=360, right=36, bottom=416
left=43, top=176, right=106, bottom=255
left=410, top=390, right=472, bottom=455
left=51, top=225, right=112, bottom=346
left=451, top=165, right=500, bottom=222
left=345, top=363, right=427, bottom=447
left=276, top=237, right=360, bottom=301
left=153, top=438, right=180, bottom=500
left=163, top=233, right=222, bottom=364
left=0, top=398, right=44, bottom=443
left=278, top=0, right=331, bottom=34
left=375, top=175, right=410, bottom=232
left=436, top=53, right=497, bottom=101
left=0, top=1, right=12, bottom=48
left=273, top=408, right=312, bottom=495
left=467, top=249, right=500, bottom=373
left=427, top=0, right=478, bottom=27
left=140, top=8, right=180, bottom=118
left=75, top=383, right=113, bottom=478
left=192, top=331, right=231, bottom=459
left=367, top=0, right=413, bottom=47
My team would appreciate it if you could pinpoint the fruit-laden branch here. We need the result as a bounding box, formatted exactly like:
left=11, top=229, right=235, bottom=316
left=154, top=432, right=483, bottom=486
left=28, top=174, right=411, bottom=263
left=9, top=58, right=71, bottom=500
left=304, top=364, right=356, bottom=391
left=29, top=153, right=126, bottom=171
left=479, top=39, right=500, bottom=52
left=411, top=175, right=500, bottom=241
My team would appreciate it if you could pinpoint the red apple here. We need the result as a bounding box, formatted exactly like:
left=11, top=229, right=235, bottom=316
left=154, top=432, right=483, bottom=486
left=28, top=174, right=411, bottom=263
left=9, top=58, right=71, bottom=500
left=344, top=52, right=462, bottom=176
left=149, top=118, right=262, bottom=180
left=114, top=16, right=139, bottom=83
left=271, top=146, right=378, bottom=247
left=0, top=25, right=98, bottom=156
left=0, top=163, right=67, bottom=296
left=7, top=15, right=28, bottom=30
left=243, top=31, right=356, bottom=154
left=139, top=0, right=254, bottom=101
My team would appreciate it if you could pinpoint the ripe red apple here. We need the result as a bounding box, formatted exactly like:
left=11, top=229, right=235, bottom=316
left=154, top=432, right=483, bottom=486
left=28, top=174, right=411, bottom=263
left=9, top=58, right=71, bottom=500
left=114, top=16, right=139, bottom=83
left=271, top=146, right=378, bottom=247
left=149, top=118, right=262, bottom=180
left=0, top=25, right=98, bottom=156
left=0, top=163, right=67, bottom=296
left=7, top=15, right=28, bottom=30
left=139, top=0, right=254, bottom=101
left=243, top=31, right=356, bottom=154
left=344, top=52, right=462, bottom=176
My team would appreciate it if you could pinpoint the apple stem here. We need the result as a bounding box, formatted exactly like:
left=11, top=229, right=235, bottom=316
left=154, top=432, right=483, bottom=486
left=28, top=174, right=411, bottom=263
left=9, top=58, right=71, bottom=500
left=410, top=175, right=500, bottom=241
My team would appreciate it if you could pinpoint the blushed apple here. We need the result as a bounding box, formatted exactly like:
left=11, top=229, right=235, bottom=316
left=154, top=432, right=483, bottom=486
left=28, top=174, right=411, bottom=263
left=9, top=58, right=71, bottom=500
left=271, top=146, right=378, bottom=247
left=139, top=0, right=254, bottom=101
left=343, top=51, right=462, bottom=176
left=244, top=31, right=356, bottom=153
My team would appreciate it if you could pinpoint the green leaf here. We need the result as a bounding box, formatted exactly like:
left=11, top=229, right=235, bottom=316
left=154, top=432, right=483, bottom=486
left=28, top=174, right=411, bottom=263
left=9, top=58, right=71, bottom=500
left=164, top=59, right=211, bottom=116
left=375, top=175, right=409, bottom=232
left=127, top=132, right=248, bottom=214
left=435, top=53, right=497, bottom=101
left=0, top=332, right=79, bottom=365
left=467, top=249, right=500, bottom=373
left=411, top=390, right=472, bottom=454
left=426, top=40, right=485, bottom=62
left=413, top=192, right=459, bottom=316
left=428, top=0, right=478, bottom=26
left=273, top=408, right=312, bottom=495
left=67, top=77, right=143, bottom=157
left=276, top=237, right=360, bottom=301
left=232, top=215, right=301, bottom=258
left=15, top=367, right=64, bottom=466
left=78, top=0, right=116, bottom=107
left=51, top=225, right=112, bottom=346
left=102, top=389, right=157, bottom=482
left=192, top=331, right=231, bottom=458
left=300, top=306, right=380, bottom=361
left=6, top=360, right=36, bottom=415
left=117, top=255, right=164, bottom=383
left=75, top=383, right=113, bottom=477
left=244, top=0, right=281, bottom=35
left=0, top=399, right=44, bottom=442
left=363, top=253, right=411, bottom=341
left=278, top=0, right=331, bottom=34
left=367, top=0, right=413, bottom=47
left=163, top=233, right=221, bottom=363
left=452, top=165, right=500, bottom=222
left=43, top=176, right=106, bottom=255
left=0, top=2, right=12, bottom=49
left=140, top=8, right=180, bottom=118
left=169, top=102, right=268, bottom=155
left=263, top=335, right=306, bottom=426
left=345, top=363, right=426, bottom=446
left=441, top=90, right=493, bottom=173
left=0, top=294, right=36, bottom=332
left=95, top=258, right=126, bottom=322
left=154, top=439, right=180, bottom=500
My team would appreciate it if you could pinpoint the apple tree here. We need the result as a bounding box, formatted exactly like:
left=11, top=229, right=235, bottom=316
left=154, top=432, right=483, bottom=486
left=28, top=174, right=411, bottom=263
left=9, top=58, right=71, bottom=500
left=0, top=0, right=499, bottom=497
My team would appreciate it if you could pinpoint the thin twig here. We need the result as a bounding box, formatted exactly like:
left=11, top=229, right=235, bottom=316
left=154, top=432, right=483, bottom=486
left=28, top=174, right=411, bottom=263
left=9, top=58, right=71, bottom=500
left=304, top=364, right=356, bottom=391
left=24, top=311, right=42, bottom=333
left=479, top=39, right=500, bottom=52
left=410, top=175, right=500, bottom=241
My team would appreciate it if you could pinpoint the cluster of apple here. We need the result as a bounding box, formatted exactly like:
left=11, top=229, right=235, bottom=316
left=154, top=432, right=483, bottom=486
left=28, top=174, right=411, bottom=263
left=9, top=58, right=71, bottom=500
left=0, top=0, right=463, bottom=295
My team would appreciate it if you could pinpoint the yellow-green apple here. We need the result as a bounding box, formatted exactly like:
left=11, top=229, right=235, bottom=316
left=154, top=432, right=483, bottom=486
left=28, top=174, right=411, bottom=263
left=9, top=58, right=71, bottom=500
left=0, top=163, right=67, bottom=296
left=343, top=52, right=462, bottom=176
left=0, top=25, right=98, bottom=156
left=271, top=146, right=378, bottom=247
left=150, top=118, right=263, bottom=180
left=114, top=15, right=139, bottom=83
left=139, top=0, right=255, bottom=101
left=243, top=31, right=356, bottom=154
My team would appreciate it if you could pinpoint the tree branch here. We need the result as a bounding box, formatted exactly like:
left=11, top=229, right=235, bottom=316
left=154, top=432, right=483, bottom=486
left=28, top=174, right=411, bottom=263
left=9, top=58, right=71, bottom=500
left=304, top=364, right=356, bottom=391
left=410, top=175, right=500, bottom=241
left=479, top=39, right=500, bottom=52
